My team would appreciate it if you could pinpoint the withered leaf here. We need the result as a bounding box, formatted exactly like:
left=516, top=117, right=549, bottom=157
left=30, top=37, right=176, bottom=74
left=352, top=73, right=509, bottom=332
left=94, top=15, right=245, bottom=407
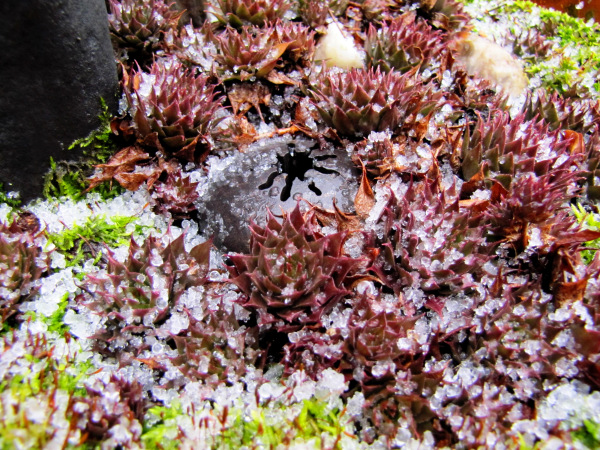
left=228, top=82, right=271, bottom=122
left=134, top=357, right=166, bottom=370
left=86, top=145, right=151, bottom=191
left=114, top=169, right=159, bottom=191
left=459, top=162, right=487, bottom=199
left=564, top=130, right=585, bottom=155
left=554, top=277, right=588, bottom=307
left=256, top=42, right=290, bottom=78
left=355, top=163, right=375, bottom=218
left=309, top=199, right=363, bottom=233
left=265, top=70, right=298, bottom=86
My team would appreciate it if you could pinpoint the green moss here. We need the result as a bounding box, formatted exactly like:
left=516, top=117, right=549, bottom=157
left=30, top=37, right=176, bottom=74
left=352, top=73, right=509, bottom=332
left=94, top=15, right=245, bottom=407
left=539, top=9, right=600, bottom=47
left=572, top=419, right=600, bottom=449
left=22, top=293, right=70, bottom=337
left=572, top=203, right=600, bottom=264
left=0, top=183, right=21, bottom=209
left=46, top=215, right=140, bottom=268
left=44, top=99, right=124, bottom=201
left=0, top=336, right=93, bottom=448
left=141, top=404, right=182, bottom=449
left=466, top=0, right=600, bottom=96
left=214, top=398, right=352, bottom=448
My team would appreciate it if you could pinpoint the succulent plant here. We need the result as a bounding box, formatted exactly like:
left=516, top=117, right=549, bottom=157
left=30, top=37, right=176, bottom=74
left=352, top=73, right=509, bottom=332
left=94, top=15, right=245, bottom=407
left=108, top=0, right=182, bottom=67
left=271, top=21, right=316, bottom=69
left=309, top=68, right=440, bottom=139
left=351, top=133, right=436, bottom=179
left=170, top=303, right=257, bottom=385
left=521, top=90, right=600, bottom=135
left=227, top=204, right=363, bottom=328
left=297, top=0, right=349, bottom=28
left=483, top=171, right=583, bottom=253
left=124, top=59, right=224, bottom=163
left=367, top=180, right=489, bottom=306
left=340, top=294, right=445, bottom=442
left=351, top=135, right=398, bottom=179
left=365, top=13, right=445, bottom=73
left=213, top=26, right=281, bottom=81
left=152, top=170, right=200, bottom=220
left=512, top=28, right=554, bottom=59
left=444, top=70, right=510, bottom=125
left=297, top=0, right=328, bottom=29
left=411, top=0, right=470, bottom=32
left=72, top=375, right=146, bottom=447
left=0, top=218, right=49, bottom=325
left=281, top=327, right=344, bottom=377
left=211, top=0, right=290, bottom=28
left=344, top=295, right=420, bottom=369
left=81, top=232, right=212, bottom=352
left=460, top=111, right=581, bottom=187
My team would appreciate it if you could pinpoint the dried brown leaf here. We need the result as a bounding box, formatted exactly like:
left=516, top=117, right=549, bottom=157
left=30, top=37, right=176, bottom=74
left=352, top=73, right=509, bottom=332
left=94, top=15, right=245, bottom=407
left=355, top=163, right=375, bottom=218
left=265, top=70, right=298, bottom=85
left=228, top=83, right=271, bottom=122
left=87, top=145, right=151, bottom=191
left=564, top=130, right=585, bottom=155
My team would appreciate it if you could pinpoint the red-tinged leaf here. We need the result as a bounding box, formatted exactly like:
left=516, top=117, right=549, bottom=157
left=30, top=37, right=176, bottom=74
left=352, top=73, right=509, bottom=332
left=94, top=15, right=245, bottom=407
left=555, top=229, right=600, bottom=246
left=571, top=323, right=600, bottom=355
left=460, top=163, right=487, bottom=198
left=458, top=198, right=489, bottom=215
left=86, top=146, right=152, bottom=191
left=133, top=72, right=142, bottom=91
left=173, top=135, right=202, bottom=164
left=228, top=83, right=271, bottom=119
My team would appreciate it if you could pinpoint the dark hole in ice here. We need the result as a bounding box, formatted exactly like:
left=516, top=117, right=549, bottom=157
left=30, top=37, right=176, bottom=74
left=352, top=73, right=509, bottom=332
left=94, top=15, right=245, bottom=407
left=196, top=136, right=359, bottom=253
left=258, top=144, right=340, bottom=201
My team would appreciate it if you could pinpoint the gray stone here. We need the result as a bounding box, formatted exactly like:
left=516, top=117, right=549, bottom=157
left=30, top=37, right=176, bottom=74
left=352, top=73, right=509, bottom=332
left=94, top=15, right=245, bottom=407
left=0, top=0, right=118, bottom=201
left=197, top=135, right=359, bottom=253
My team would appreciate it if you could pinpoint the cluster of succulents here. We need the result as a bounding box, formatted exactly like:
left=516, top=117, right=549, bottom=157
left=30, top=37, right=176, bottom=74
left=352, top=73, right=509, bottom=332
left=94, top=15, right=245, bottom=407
left=151, top=168, right=201, bottom=220
left=0, top=215, right=48, bottom=325
left=7, top=0, right=600, bottom=447
left=367, top=180, right=489, bottom=303
left=459, top=111, right=580, bottom=185
left=213, top=22, right=315, bottom=81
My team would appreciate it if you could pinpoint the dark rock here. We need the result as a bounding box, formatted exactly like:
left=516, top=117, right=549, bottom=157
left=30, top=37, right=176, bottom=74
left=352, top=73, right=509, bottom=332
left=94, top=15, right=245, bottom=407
left=197, top=136, right=360, bottom=253
left=0, top=0, right=118, bottom=201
